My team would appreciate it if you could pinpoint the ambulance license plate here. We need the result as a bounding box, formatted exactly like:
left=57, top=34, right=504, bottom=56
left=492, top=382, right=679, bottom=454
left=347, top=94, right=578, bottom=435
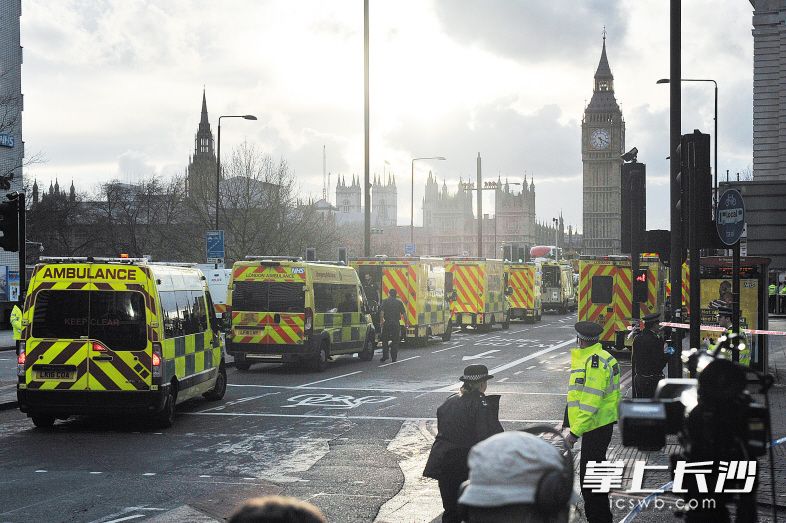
left=34, top=365, right=76, bottom=381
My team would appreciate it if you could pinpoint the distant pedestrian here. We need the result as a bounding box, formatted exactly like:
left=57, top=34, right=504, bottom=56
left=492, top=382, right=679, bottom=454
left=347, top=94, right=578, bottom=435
left=423, top=364, right=504, bottom=523
left=563, top=321, right=621, bottom=523
left=229, top=495, right=326, bottom=523
left=632, top=313, right=667, bottom=398
left=769, top=281, right=777, bottom=313
left=779, top=282, right=786, bottom=314
left=380, top=288, right=406, bottom=362
left=10, top=303, right=22, bottom=354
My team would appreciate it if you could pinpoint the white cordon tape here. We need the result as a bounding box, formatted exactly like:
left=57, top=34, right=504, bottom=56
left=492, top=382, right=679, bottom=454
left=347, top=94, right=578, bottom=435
left=660, top=321, right=786, bottom=336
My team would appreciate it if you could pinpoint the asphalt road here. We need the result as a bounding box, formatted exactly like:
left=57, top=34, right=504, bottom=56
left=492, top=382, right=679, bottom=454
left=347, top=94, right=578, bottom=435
left=0, top=312, right=637, bottom=522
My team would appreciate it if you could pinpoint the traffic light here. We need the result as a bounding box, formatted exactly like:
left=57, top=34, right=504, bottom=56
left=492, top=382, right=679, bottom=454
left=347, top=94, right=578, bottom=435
left=305, top=247, right=316, bottom=261
left=683, top=131, right=713, bottom=248
left=0, top=198, right=19, bottom=252
left=502, top=245, right=513, bottom=262
left=620, top=162, right=646, bottom=254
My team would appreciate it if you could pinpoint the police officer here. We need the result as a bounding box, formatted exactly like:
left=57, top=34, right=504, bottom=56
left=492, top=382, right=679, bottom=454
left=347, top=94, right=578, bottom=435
left=423, top=364, right=503, bottom=523
left=10, top=303, right=22, bottom=354
left=632, top=313, right=667, bottom=399
left=714, top=305, right=751, bottom=366
left=362, top=274, right=381, bottom=332
left=563, top=321, right=620, bottom=523
left=769, top=281, right=777, bottom=313
left=379, top=288, right=406, bottom=362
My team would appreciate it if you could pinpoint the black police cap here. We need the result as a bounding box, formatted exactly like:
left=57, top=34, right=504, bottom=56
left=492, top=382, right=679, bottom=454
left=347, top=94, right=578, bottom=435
left=574, top=321, right=603, bottom=341
left=642, top=312, right=661, bottom=323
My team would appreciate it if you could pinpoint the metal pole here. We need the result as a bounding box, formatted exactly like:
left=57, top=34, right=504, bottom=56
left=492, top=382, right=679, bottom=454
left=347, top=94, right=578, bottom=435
left=363, top=0, right=371, bottom=257
left=732, top=241, right=740, bottom=361
left=668, top=0, right=683, bottom=377
left=410, top=159, right=414, bottom=244
left=216, top=118, right=221, bottom=231
left=713, top=82, right=718, bottom=211
left=630, top=173, right=641, bottom=321
left=477, top=153, right=482, bottom=258
left=18, top=192, right=25, bottom=307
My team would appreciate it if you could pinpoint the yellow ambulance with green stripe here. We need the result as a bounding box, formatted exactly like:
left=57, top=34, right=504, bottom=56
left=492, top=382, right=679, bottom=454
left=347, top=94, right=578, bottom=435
left=351, top=256, right=453, bottom=343
left=445, top=257, right=512, bottom=332
left=226, top=257, right=376, bottom=372
left=17, top=257, right=226, bottom=428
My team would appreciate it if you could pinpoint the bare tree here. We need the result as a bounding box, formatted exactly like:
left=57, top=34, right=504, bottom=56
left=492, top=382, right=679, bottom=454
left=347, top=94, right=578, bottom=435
left=25, top=184, right=97, bottom=257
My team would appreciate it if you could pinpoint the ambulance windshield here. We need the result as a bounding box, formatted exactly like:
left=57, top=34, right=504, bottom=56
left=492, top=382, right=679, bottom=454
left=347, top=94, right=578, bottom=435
left=233, top=281, right=305, bottom=312
left=32, top=290, right=147, bottom=350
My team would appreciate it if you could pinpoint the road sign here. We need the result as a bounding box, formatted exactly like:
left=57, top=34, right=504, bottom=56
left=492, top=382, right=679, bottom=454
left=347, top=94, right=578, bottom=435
left=206, top=230, right=225, bottom=263
left=404, top=243, right=415, bottom=256
left=716, top=188, right=745, bottom=246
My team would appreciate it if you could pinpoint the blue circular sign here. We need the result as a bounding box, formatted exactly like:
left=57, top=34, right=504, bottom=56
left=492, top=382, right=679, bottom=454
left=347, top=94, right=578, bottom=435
left=716, top=188, right=745, bottom=246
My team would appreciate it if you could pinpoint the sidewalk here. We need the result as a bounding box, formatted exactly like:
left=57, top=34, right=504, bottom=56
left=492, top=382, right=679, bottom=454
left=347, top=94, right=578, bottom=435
left=606, top=318, right=786, bottom=516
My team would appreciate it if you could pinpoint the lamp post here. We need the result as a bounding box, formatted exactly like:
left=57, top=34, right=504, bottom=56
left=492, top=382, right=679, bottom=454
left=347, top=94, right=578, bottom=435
left=216, top=114, right=257, bottom=231
left=411, top=156, right=445, bottom=244
left=552, top=217, right=559, bottom=261
left=657, top=78, right=718, bottom=208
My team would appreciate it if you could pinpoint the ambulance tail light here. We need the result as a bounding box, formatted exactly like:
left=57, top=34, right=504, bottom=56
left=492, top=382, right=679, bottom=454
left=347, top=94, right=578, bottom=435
left=304, top=307, right=313, bottom=336
left=16, top=342, right=25, bottom=376
left=152, top=343, right=163, bottom=378
left=92, top=342, right=107, bottom=352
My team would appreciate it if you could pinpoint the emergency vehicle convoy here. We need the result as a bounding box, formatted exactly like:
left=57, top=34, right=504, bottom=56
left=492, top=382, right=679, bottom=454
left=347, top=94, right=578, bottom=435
left=540, top=261, right=576, bottom=313
left=351, top=256, right=453, bottom=342
left=504, top=262, right=542, bottom=322
left=445, top=257, right=511, bottom=332
left=17, top=257, right=227, bottom=428
left=226, top=257, right=376, bottom=372
left=577, top=254, right=665, bottom=351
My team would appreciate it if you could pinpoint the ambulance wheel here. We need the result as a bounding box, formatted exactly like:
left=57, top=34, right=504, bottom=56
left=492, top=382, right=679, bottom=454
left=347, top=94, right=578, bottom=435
left=312, top=343, right=328, bottom=372
left=204, top=364, right=227, bottom=401
left=154, top=390, right=176, bottom=428
left=359, top=335, right=375, bottom=361
left=502, top=313, right=510, bottom=330
left=441, top=321, right=453, bottom=342
left=235, top=362, right=251, bottom=371
left=31, top=415, right=55, bottom=429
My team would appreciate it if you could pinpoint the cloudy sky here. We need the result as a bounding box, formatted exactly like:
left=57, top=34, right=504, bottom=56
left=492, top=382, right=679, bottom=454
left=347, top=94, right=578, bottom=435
left=22, top=0, right=754, bottom=231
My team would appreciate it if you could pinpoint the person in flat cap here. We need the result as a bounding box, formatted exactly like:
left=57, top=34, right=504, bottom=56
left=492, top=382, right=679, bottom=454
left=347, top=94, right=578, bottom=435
left=424, top=364, right=504, bottom=523
left=563, top=322, right=620, bottom=523
left=632, top=312, right=668, bottom=399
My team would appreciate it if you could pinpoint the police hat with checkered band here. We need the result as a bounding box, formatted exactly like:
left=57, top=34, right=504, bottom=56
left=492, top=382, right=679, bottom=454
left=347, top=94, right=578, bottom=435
left=460, top=364, right=494, bottom=382
left=574, top=321, right=603, bottom=342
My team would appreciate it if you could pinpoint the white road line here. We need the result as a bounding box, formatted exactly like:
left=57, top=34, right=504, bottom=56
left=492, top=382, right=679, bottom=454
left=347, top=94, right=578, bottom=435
left=462, top=349, right=500, bottom=361
left=433, top=338, right=574, bottom=392
left=185, top=411, right=561, bottom=423
left=431, top=343, right=464, bottom=353
left=198, top=392, right=280, bottom=413
left=297, top=371, right=363, bottom=388
left=526, top=365, right=536, bottom=370
left=104, top=516, right=145, bottom=523
left=498, top=377, right=509, bottom=383
left=379, top=355, right=420, bottom=367
left=226, top=383, right=563, bottom=395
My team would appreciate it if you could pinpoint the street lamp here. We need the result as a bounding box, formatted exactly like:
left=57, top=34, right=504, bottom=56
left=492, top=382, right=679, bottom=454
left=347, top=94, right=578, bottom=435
left=657, top=78, right=718, bottom=208
left=411, top=156, right=446, bottom=244
left=216, top=114, right=257, bottom=231
left=552, top=217, right=559, bottom=261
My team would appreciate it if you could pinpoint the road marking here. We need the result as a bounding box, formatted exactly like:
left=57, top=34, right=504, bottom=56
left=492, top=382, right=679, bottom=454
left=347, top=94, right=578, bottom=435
left=34, top=470, right=47, bottom=473
left=433, top=338, right=574, bottom=392
left=462, top=349, right=500, bottom=361
left=297, top=371, right=362, bottom=388
left=379, top=355, right=420, bottom=367
left=526, top=365, right=536, bottom=370
left=185, top=411, right=561, bottom=423
left=142, top=473, right=156, bottom=476
left=104, top=516, right=145, bottom=523
left=89, top=471, right=102, bottom=475
left=199, top=474, right=211, bottom=478
left=498, top=377, right=509, bottom=382
left=225, top=383, right=563, bottom=395
left=432, top=343, right=464, bottom=353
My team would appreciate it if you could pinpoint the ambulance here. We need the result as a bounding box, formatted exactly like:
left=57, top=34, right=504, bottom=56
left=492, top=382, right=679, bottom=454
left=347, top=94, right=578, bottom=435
left=577, top=254, right=666, bottom=350
left=352, top=256, right=452, bottom=343
left=504, top=262, right=542, bottom=322
left=199, top=267, right=232, bottom=318
left=445, top=258, right=511, bottom=332
left=226, top=257, right=375, bottom=372
left=17, top=257, right=226, bottom=429
left=540, top=262, right=576, bottom=313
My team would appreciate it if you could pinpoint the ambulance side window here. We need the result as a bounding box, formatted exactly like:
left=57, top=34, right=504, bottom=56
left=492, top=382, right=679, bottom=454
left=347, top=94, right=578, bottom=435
left=591, top=275, right=613, bottom=304
left=190, top=290, right=208, bottom=333
left=160, top=291, right=178, bottom=339
left=176, top=290, right=194, bottom=336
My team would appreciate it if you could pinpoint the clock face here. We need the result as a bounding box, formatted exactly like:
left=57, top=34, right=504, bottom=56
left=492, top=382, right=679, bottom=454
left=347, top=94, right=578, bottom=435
left=590, top=128, right=611, bottom=150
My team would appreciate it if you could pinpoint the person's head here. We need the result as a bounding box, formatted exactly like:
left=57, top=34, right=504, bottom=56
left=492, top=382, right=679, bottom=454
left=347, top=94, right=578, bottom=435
left=229, top=496, right=326, bottom=523
left=719, top=280, right=732, bottom=297
left=573, top=321, right=602, bottom=348
left=364, top=273, right=372, bottom=283
left=458, top=430, right=574, bottom=523
left=460, top=364, right=493, bottom=395
left=388, top=288, right=397, bottom=298
left=717, top=305, right=732, bottom=328
left=642, top=312, right=660, bottom=332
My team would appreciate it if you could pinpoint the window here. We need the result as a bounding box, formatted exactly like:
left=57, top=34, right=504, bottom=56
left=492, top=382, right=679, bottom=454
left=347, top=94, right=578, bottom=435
left=176, top=290, right=195, bottom=336
left=233, top=281, right=305, bottom=313
left=190, top=291, right=208, bottom=333
left=32, top=290, right=147, bottom=351
left=591, top=275, right=614, bottom=304
left=543, top=266, right=561, bottom=287
left=160, top=291, right=179, bottom=338
left=314, top=283, right=358, bottom=313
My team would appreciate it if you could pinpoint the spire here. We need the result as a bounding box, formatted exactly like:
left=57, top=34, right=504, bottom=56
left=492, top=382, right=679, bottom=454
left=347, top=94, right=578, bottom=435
left=69, top=180, right=76, bottom=202
left=594, top=30, right=614, bottom=91
left=392, top=174, right=396, bottom=187
left=54, top=177, right=60, bottom=195
left=200, top=88, right=209, bottom=125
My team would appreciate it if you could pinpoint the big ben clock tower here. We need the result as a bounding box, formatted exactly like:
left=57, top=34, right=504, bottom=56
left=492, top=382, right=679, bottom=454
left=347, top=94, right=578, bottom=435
left=582, top=33, right=625, bottom=255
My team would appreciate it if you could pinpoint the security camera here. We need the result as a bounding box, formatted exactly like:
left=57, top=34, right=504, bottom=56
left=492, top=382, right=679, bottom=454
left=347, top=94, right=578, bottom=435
left=621, top=147, right=638, bottom=163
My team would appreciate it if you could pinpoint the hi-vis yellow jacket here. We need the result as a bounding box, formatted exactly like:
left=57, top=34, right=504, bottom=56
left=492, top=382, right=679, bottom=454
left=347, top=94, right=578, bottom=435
left=566, top=343, right=621, bottom=437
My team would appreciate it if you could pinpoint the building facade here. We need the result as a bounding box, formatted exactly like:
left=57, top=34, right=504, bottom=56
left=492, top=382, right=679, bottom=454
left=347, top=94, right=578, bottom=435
left=185, top=90, right=217, bottom=199
left=372, top=174, right=397, bottom=227
left=582, top=36, right=625, bottom=256
left=0, top=0, right=23, bottom=277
